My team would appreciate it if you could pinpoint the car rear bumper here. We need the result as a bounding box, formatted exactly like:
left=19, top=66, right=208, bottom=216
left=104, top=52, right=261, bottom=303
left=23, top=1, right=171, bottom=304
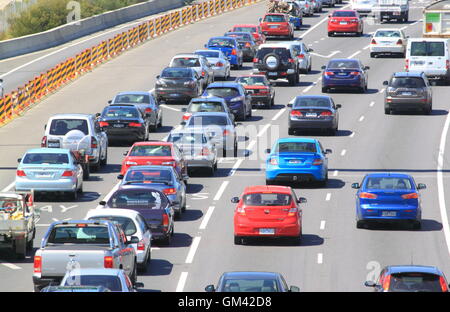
left=212, top=66, right=228, bottom=77
left=289, top=118, right=335, bottom=129
left=323, top=77, right=363, bottom=88
left=358, top=205, right=420, bottom=221
left=185, top=158, right=215, bottom=168
left=328, top=25, right=360, bottom=33
left=155, top=88, right=197, bottom=101
left=234, top=220, right=301, bottom=237
left=105, top=128, right=145, bottom=141
left=266, top=166, right=325, bottom=181
left=33, top=276, right=63, bottom=289
left=250, top=95, right=271, bottom=105
left=262, top=29, right=291, bottom=36
left=385, top=97, right=429, bottom=109
left=370, top=45, right=405, bottom=54
left=253, top=69, right=296, bottom=80
left=15, top=179, right=77, bottom=192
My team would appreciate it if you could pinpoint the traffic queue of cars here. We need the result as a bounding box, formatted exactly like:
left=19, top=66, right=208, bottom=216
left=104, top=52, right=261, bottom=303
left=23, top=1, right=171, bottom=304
left=5, top=0, right=449, bottom=292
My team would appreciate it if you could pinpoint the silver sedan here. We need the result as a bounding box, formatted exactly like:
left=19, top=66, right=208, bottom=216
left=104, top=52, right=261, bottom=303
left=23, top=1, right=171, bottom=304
left=194, top=50, right=231, bottom=80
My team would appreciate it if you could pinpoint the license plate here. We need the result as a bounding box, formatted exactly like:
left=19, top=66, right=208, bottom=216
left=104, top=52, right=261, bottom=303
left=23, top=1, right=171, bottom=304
left=289, top=160, right=301, bottom=164
left=393, top=12, right=400, bottom=15
left=338, top=73, right=347, bottom=76
left=270, top=25, right=278, bottom=29
left=268, top=72, right=277, bottom=76
left=48, top=142, right=60, bottom=148
left=170, top=94, right=181, bottom=97
left=402, top=92, right=413, bottom=96
left=37, top=174, right=52, bottom=178
left=113, top=124, right=125, bottom=128
left=340, top=21, right=348, bottom=25
left=413, top=61, right=424, bottom=65
left=382, top=211, right=397, bottom=217
left=259, top=228, right=275, bottom=235
left=305, top=113, right=317, bottom=117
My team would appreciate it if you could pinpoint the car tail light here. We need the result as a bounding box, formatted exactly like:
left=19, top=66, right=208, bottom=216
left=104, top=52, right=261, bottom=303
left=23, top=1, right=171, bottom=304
left=298, top=54, right=305, bottom=59
left=163, top=188, right=177, bottom=195
left=288, top=207, right=298, bottom=217
left=245, top=42, right=251, bottom=48
left=359, top=192, right=378, bottom=199
left=145, top=107, right=153, bottom=113
left=350, top=71, right=360, bottom=76
left=91, top=136, right=98, bottom=148
left=382, top=275, right=391, bottom=291
left=320, top=111, right=333, bottom=116
left=182, top=113, right=192, bottom=120
left=270, top=157, right=278, bottom=165
left=125, top=161, right=138, bottom=165
left=199, top=147, right=211, bottom=155
left=236, top=206, right=246, bottom=215
left=439, top=276, right=448, bottom=292
left=33, top=256, right=42, bottom=273
left=290, top=110, right=302, bottom=117
left=137, top=240, right=145, bottom=251
left=405, top=59, right=409, bottom=71
left=401, top=193, right=419, bottom=199
left=215, top=62, right=224, bottom=67
left=16, top=170, right=26, bottom=177
left=129, top=122, right=142, bottom=127
left=325, top=71, right=335, bottom=76
left=201, top=71, right=206, bottom=77
left=253, top=58, right=259, bottom=63
left=312, top=159, right=323, bottom=166
left=396, top=39, right=403, bottom=45
left=306, top=4, right=309, bottom=7
left=231, top=49, right=237, bottom=56
left=371, top=39, right=377, bottom=45
left=62, top=170, right=74, bottom=177
left=104, top=256, right=113, bottom=268
left=99, top=121, right=109, bottom=127
left=162, top=213, right=169, bottom=229
left=223, top=129, right=230, bottom=136
left=41, top=136, right=47, bottom=147
left=162, top=161, right=176, bottom=167
left=288, top=58, right=295, bottom=63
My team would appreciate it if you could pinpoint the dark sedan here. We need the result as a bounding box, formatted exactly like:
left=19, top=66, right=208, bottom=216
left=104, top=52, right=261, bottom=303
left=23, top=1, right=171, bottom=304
left=287, top=95, right=341, bottom=135
left=154, top=67, right=203, bottom=104
left=224, top=32, right=258, bottom=62
left=98, top=104, right=150, bottom=143
left=321, top=58, right=369, bottom=93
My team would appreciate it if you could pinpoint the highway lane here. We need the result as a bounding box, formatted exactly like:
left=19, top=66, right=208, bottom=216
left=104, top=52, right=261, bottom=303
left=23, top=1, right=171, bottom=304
left=1, top=0, right=450, bottom=293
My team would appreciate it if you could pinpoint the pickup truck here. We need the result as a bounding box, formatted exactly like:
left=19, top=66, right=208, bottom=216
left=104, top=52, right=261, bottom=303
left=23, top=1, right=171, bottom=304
left=32, top=220, right=138, bottom=292
left=372, top=0, right=409, bottom=22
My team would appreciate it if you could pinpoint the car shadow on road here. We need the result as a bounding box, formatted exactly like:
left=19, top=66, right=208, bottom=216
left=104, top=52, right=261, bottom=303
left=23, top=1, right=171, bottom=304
left=186, top=183, right=203, bottom=194
left=390, top=109, right=449, bottom=116
left=359, top=219, right=442, bottom=232
left=141, top=258, right=173, bottom=276
left=154, top=125, right=174, bottom=134
left=98, top=164, right=121, bottom=174
left=239, top=234, right=324, bottom=247
left=33, top=192, right=99, bottom=203
left=177, top=209, right=203, bottom=222
left=0, top=248, right=36, bottom=264
left=291, top=129, right=353, bottom=137
left=307, top=70, right=322, bottom=75
left=283, top=178, right=346, bottom=189
left=270, top=104, right=286, bottom=110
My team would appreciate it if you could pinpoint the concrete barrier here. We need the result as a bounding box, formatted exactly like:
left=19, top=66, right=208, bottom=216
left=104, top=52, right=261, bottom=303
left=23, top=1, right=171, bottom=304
left=0, top=0, right=185, bottom=60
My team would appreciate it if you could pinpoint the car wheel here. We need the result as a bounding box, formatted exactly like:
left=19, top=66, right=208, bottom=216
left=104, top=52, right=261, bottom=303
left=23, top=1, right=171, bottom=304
left=385, top=107, right=391, bottom=115
left=70, top=189, right=78, bottom=201
left=100, top=148, right=108, bottom=166
left=161, top=232, right=172, bottom=246
left=209, top=165, right=215, bottom=176
left=234, top=236, right=242, bottom=245
left=412, top=220, right=421, bottom=230
left=233, top=141, right=238, bottom=157
left=356, top=220, right=366, bottom=229
left=34, top=285, right=43, bottom=292
left=130, top=261, right=137, bottom=285
left=288, top=128, right=295, bottom=135
left=82, top=164, right=90, bottom=181
left=370, top=52, right=376, bottom=58
left=174, top=210, right=182, bottom=220
left=328, top=32, right=333, bottom=37
left=292, top=234, right=302, bottom=245
left=288, top=75, right=296, bottom=86
left=138, top=251, right=149, bottom=273
left=158, top=115, right=163, bottom=127
left=90, top=160, right=100, bottom=173
left=322, top=87, right=328, bottom=93
left=424, top=105, right=432, bottom=115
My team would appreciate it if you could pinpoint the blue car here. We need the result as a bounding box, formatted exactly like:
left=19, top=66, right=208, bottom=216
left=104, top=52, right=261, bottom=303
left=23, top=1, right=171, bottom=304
left=202, top=82, right=252, bottom=121
left=205, top=36, right=243, bottom=69
left=321, top=58, right=369, bottom=93
left=289, top=16, right=302, bottom=30
left=352, top=173, right=426, bottom=230
left=265, top=138, right=331, bottom=186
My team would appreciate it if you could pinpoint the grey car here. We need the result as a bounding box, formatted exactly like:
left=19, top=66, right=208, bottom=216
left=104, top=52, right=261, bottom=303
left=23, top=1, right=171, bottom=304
left=155, top=67, right=203, bottom=103
left=288, top=95, right=341, bottom=135
left=383, top=72, right=432, bottom=115
left=167, top=129, right=218, bottom=176
left=181, top=112, right=238, bottom=157
left=181, top=96, right=234, bottom=123
left=194, top=50, right=231, bottom=80
left=224, top=32, right=258, bottom=62
left=169, top=53, right=214, bottom=88
left=109, top=91, right=162, bottom=131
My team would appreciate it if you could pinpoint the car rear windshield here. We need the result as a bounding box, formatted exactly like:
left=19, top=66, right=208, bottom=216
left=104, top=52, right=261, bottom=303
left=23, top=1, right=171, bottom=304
left=108, top=190, right=167, bottom=209
left=243, top=193, right=292, bottom=206
left=389, top=273, right=443, bottom=292
left=222, top=278, right=279, bottom=292
left=23, top=153, right=69, bottom=164
left=64, top=276, right=122, bottom=292
left=124, top=169, right=173, bottom=184
left=196, top=51, right=220, bottom=58
left=374, top=30, right=401, bottom=37
left=208, top=38, right=236, bottom=47
left=204, top=87, right=240, bottom=98
left=113, top=94, right=151, bottom=104
left=168, top=133, right=207, bottom=145
left=102, top=107, right=139, bottom=118
left=233, top=27, right=257, bottom=33
left=88, top=216, right=137, bottom=236
left=187, top=115, right=229, bottom=126
left=294, top=97, right=331, bottom=108
left=410, top=41, right=445, bottom=57
left=332, top=11, right=357, bottom=17
left=256, top=47, right=290, bottom=59
left=225, top=33, right=252, bottom=41
left=49, top=119, right=89, bottom=136
left=263, top=15, right=285, bottom=22
left=161, top=68, right=192, bottom=78
left=275, top=142, right=317, bottom=153
left=327, top=60, right=359, bottom=69
left=129, top=145, right=172, bottom=157
left=189, top=101, right=225, bottom=113
left=365, top=177, right=413, bottom=189
left=390, top=77, right=426, bottom=88
left=47, top=225, right=110, bottom=244
left=171, top=57, right=200, bottom=67
left=236, top=76, right=267, bottom=86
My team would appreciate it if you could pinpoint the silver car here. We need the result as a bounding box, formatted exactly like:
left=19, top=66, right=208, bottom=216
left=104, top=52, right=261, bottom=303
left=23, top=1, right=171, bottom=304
left=181, top=112, right=238, bottom=157
left=169, top=54, right=214, bottom=88
left=167, top=129, right=218, bottom=176
left=181, top=96, right=234, bottom=123
left=277, top=41, right=313, bottom=74
left=298, top=0, right=314, bottom=16
left=195, top=50, right=231, bottom=80
left=370, top=28, right=407, bottom=58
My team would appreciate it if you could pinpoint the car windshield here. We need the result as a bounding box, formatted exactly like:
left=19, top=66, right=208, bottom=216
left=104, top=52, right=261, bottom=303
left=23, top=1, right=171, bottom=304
left=375, top=30, right=401, bottom=37
left=256, top=47, right=290, bottom=59
left=49, top=119, right=89, bottom=136
left=236, top=76, right=267, bottom=86
left=188, top=101, right=225, bottom=113
left=204, top=87, right=240, bottom=98
left=243, top=193, right=292, bottom=206
left=168, top=133, right=207, bottom=144
left=389, top=273, right=444, bottom=292
left=222, top=278, right=279, bottom=292
left=89, top=216, right=137, bottom=236
left=113, top=94, right=150, bottom=104
left=64, top=276, right=122, bottom=292
left=196, top=51, right=220, bottom=58
left=264, top=15, right=285, bottom=22
left=275, top=142, right=317, bottom=153
left=390, top=77, right=425, bottom=88
left=124, top=169, right=173, bottom=184
left=108, top=190, right=167, bottom=209
left=208, top=38, right=235, bottom=47
left=364, top=177, right=413, bottom=189
left=410, top=42, right=445, bottom=57
left=102, top=107, right=139, bottom=118
left=294, top=97, right=331, bottom=108
left=129, top=145, right=172, bottom=157
left=22, top=153, right=69, bottom=164
left=187, top=115, right=229, bottom=126
left=47, top=225, right=110, bottom=244
left=327, top=60, right=359, bottom=69
left=332, top=11, right=357, bottom=17
left=171, top=57, right=200, bottom=67
left=161, top=68, right=192, bottom=78
left=233, top=27, right=257, bottom=33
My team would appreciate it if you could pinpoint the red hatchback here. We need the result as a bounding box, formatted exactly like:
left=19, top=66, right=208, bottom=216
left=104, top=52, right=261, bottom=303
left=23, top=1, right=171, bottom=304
left=259, top=13, right=294, bottom=40
left=327, top=10, right=363, bottom=37
left=120, top=141, right=188, bottom=182
left=232, top=185, right=306, bottom=245
left=231, top=24, right=266, bottom=45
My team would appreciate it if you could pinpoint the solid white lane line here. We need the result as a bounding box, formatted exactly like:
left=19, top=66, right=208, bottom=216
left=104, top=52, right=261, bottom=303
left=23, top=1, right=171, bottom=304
left=320, top=221, right=326, bottom=230
left=350, top=132, right=355, bottom=138
left=272, top=108, right=286, bottom=121
left=1, top=181, right=15, bottom=192
left=333, top=170, right=339, bottom=177
left=185, top=236, right=201, bottom=264
left=317, top=253, right=323, bottom=264
left=437, top=112, right=450, bottom=258
left=229, top=159, right=244, bottom=176
left=363, top=45, right=370, bottom=50
left=160, top=104, right=181, bottom=112
left=0, top=262, right=21, bottom=270
left=325, top=193, right=331, bottom=201
left=379, top=88, right=385, bottom=94
left=302, top=85, right=314, bottom=93
left=96, top=181, right=122, bottom=208
left=359, top=115, right=365, bottom=122
left=257, top=124, right=271, bottom=137
left=347, top=50, right=361, bottom=59
left=247, top=140, right=257, bottom=151
left=341, top=149, right=347, bottom=156
left=213, top=181, right=229, bottom=201
left=176, top=272, right=189, bottom=292
left=199, top=206, right=215, bottom=230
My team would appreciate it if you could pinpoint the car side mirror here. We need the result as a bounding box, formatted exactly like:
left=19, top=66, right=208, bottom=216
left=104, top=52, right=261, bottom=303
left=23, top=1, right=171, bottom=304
left=290, top=286, right=300, bottom=292
left=259, top=18, right=262, bottom=23
left=128, top=236, right=140, bottom=244
left=44, top=124, right=47, bottom=130
left=181, top=121, right=186, bottom=126
left=134, top=282, right=144, bottom=289
left=325, top=149, right=332, bottom=154
left=336, top=104, right=342, bottom=109
left=287, top=103, right=292, bottom=108
left=156, top=75, right=160, bottom=79
left=365, top=66, right=370, bottom=70
left=352, top=183, right=360, bottom=189
left=17, top=158, right=22, bottom=163
left=99, top=201, right=106, bottom=206
left=308, top=48, right=314, bottom=52
left=417, top=183, right=426, bottom=190
left=297, top=197, right=307, bottom=204
left=181, top=108, right=187, bottom=112
left=117, top=174, right=124, bottom=180
left=123, top=151, right=128, bottom=156
left=383, top=81, right=389, bottom=86
left=231, top=197, right=240, bottom=204
left=265, top=148, right=271, bottom=154
left=364, top=281, right=377, bottom=287
left=321, top=65, right=326, bottom=70
left=205, top=285, right=215, bottom=292
left=107, top=100, right=112, bottom=104
left=204, top=44, right=208, bottom=48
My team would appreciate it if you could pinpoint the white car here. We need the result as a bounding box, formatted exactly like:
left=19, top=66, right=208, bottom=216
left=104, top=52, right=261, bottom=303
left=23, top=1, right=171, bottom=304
left=351, top=0, right=377, bottom=16
left=370, top=28, right=407, bottom=58
left=86, top=208, right=152, bottom=272
left=194, top=50, right=231, bottom=80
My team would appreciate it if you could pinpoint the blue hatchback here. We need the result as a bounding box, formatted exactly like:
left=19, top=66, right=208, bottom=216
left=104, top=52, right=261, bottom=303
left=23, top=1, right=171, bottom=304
left=205, top=36, right=243, bottom=69
left=265, top=138, right=331, bottom=186
left=321, top=58, right=369, bottom=93
left=352, top=173, right=426, bottom=229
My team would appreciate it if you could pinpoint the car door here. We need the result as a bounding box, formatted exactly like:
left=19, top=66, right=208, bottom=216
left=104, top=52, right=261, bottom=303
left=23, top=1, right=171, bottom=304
left=424, top=75, right=432, bottom=101
left=318, top=141, right=328, bottom=171
left=116, top=225, right=134, bottom=275
left=359, top=61, right=368, bottom=83
left=331, top=98, right=339, bottom=126
left=136, top=214, right=152, bottom=253
left=302, top=43, right=311, bottom=68
left=240, top=85, right=251, bottom=113
left=93, top=118, right=107, bottom=159
left=70, top=151, right=83, bottom=187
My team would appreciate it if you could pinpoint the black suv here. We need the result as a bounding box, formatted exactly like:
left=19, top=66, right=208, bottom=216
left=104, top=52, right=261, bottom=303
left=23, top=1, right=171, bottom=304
left=252, top=44, right=300, bottom=86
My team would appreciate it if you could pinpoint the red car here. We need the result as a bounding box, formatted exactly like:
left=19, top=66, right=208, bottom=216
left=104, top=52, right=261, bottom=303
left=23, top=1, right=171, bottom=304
left=327, top=10, right=363, bottom=37
left=235, top=74, right=275, bottom=108
left=259, top=13, right=294, bottom=40
left=230, top=24, right=266, bottom=45
left=232, top=185, right=306, bottom=245
left=120, top=141, right=188, bottom=182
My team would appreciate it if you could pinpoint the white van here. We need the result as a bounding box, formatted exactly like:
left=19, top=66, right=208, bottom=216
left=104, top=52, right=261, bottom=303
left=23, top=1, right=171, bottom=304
left=405, top=38, right=450, bottom=84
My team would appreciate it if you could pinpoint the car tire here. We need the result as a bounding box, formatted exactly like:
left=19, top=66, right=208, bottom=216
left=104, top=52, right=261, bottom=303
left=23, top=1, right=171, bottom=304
left=161, top=232, right=172, bottom=246
left=412, top=221, right=421, bottom=230
left=288, top=128, right=295, bottom=135
left=424, top=105, right=432, bottom=115
left=328, top=32, right=333, bottom=37
left=356, top=220, right=366, bottom=229
left=34, top=285, right=43, bottom=292
left=82, top=164, right=90, bottom=181
left=233, top=141, right=238, bottom=158
left=370, top=52, right=376, bottom=58
left=234, top=236, right=242, bottom=245
left=322, top=87, right=328, bottom=93
left=209, top=165, right=215, bottom=176
left=70, top=189, right=78, bottom=201
left=288, top=75, right=296, bottom=86
left=385, top=107, right=391, bottom=115
left=174, top=210, right=182, bottom=220
left=130, top=261, right=137, bottom=285
left=100, top=149, right=108, bottom=166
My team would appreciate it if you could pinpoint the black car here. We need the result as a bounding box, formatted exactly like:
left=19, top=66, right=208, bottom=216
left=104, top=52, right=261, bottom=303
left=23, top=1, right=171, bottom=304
left=98, top=104, right=150, bottom=143
left=154, top=67, right=203, bottom=104
left=100, top=186, right=176, bottom=245
left=224, top=32, right=258, bottom=62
